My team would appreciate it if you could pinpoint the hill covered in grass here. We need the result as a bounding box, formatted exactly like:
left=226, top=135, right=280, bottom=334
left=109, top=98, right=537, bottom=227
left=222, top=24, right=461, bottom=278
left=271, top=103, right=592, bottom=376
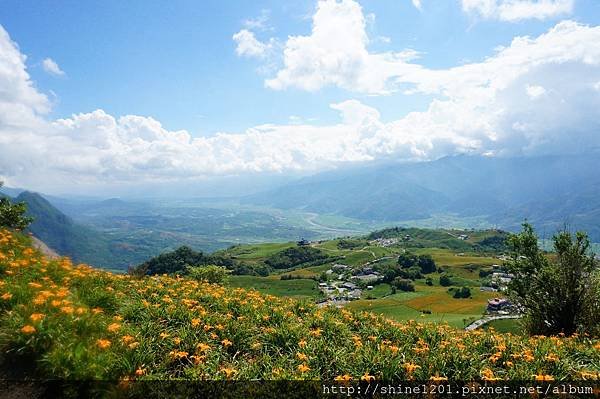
left=1, top=228, right=599, bottom=392
left=366, top=227, right=509, bottom=252
left=213, top=227, right=508, bottom=272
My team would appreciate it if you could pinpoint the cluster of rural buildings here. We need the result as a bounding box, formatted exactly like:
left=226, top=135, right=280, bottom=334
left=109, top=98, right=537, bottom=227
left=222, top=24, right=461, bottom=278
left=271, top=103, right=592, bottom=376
left=318, top=263, right=383, bottom=303
left=486, top=297, right=513, bottom=314
left=480, top=264, right=516, bottom=293
left=481, top=263, right=517, bottom=314
left=370, top=237, right=399, bottom=247
left=312, top=236, right=520, bottom=316
left=370, top=234, right=413, bottom=247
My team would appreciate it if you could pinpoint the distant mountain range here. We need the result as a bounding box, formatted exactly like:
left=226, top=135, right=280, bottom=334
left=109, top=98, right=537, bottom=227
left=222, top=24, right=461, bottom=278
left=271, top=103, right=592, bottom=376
left=244, top=154, right=600, bottom=241
left=0, top=191, right=327, bottom=270
left=3, top=153, right=599, bottom=268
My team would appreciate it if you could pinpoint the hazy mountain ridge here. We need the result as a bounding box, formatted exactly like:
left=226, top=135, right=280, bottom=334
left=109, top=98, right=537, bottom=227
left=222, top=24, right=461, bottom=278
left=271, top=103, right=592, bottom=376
left=1, top=190, right=331, bottom=269
left=4, top=154, right=599, bottom=270
left=245, top=154, right=600, bottom=240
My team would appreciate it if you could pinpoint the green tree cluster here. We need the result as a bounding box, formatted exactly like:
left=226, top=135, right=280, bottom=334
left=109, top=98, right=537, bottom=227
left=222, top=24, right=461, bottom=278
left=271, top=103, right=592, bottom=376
left=336, top=239, right=367, bottom=249
left=506, top=223, right=600, bottom=336
left=452, top=287, right=471, bottom=298
left=398, top=266, right=422, bottom=280
left=264, top=246, right=329, bottom=270
left=0, top=182, right=33, bottom=230
left=392, top=277, right=415, bottom=292
left=131, top=246, right=238, bottom=275
left=439, top=274, right=452, bottom=287
left=133, top=246, right=208, bottom=275
left=397, top=252, right=436, bottom=274
left=376, top=253, right=437, bottom=284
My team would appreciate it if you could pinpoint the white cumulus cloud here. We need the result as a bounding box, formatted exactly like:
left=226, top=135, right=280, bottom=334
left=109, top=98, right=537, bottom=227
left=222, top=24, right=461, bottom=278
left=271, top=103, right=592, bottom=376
left=233, top=29, right=275, bottom=58
left=526, top=84, right=546, bottom=98
left=244, top=9, right=272, bottom=31
left=264, top=0, right=421, bottom=94
left=461, top=0, right=574, bottom=22
left=42, top=57, right=65, bottom=76
left=247, top=0, right=585, bottom=101
left=0, top=25, right=50, bottom=141
left=2, top=17, right=600, bottom=191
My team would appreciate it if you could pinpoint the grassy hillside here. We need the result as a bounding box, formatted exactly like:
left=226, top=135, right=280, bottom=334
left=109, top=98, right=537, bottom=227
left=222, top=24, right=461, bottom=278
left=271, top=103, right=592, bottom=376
left=1, top=228, right=598, bottom=389
left=215, top=227, right=506, bottom=267
left=367, top=227, right=509, bottom=252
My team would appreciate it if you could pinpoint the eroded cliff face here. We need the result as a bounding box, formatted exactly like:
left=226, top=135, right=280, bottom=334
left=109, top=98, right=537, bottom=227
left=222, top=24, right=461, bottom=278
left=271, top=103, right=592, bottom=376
left=29, top=235, right=59, bottom=259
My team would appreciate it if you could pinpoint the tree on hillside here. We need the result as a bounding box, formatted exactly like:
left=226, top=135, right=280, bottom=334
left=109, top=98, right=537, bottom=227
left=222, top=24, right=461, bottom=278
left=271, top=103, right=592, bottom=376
left=133, top=246, right=208, bottom=275
left=337, top=238, right=366, bottom=249
left=398, top=266, right=422, bottom=280
left=0, top=182, right=33, bottom=230
left=392, top=277, right=415, bottom=292
left=398, top=252, right=437, bottom=274
left=264, top=246, right=329, bottom=269
left=417, top=254, right=436, bottom=274
left=452, top=287, right=471, bottom=299
left=439, top=274, right=452, bottom=287
left=397, top=252, right=418, bottom=268
left=506, top=223, right=600, bottom=336
left=376, top=263, right=401, bottom=283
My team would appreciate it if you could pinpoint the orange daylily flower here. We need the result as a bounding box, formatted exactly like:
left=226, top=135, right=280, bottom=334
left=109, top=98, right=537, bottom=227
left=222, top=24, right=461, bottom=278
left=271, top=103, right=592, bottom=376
left=29, top=313, right=45, bottom=322
left=97, top=339, right=112, bottom=349
left=361, top=373, right=375, bottom=382
left=21, top=325, right=36, bottom=334
left=297, top=364, right=310, bottom=373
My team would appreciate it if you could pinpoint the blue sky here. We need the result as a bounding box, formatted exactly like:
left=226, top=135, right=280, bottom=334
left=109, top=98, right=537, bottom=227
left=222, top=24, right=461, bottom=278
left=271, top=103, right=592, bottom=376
left=2, top=0, right=598, bottom=132
left=1, top=0, right=600, bottom=193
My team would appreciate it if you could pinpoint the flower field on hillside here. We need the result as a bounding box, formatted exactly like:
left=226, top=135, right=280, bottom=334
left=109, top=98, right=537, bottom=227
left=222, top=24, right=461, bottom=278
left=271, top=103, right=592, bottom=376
left=1, top=229, right=599, bottom=384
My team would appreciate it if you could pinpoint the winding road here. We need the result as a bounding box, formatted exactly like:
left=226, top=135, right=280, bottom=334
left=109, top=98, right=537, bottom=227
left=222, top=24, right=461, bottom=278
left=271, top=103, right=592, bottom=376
left=303, top=213, right=364, bottom=235
left=465, top=314, right=521, bottom=331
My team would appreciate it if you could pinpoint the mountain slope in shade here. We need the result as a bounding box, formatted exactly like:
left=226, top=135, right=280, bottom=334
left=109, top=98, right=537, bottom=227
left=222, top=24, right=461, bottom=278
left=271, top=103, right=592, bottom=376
left=15, top=191, right=115, bottom=267
left=244, top=154, right=600, bottom=240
